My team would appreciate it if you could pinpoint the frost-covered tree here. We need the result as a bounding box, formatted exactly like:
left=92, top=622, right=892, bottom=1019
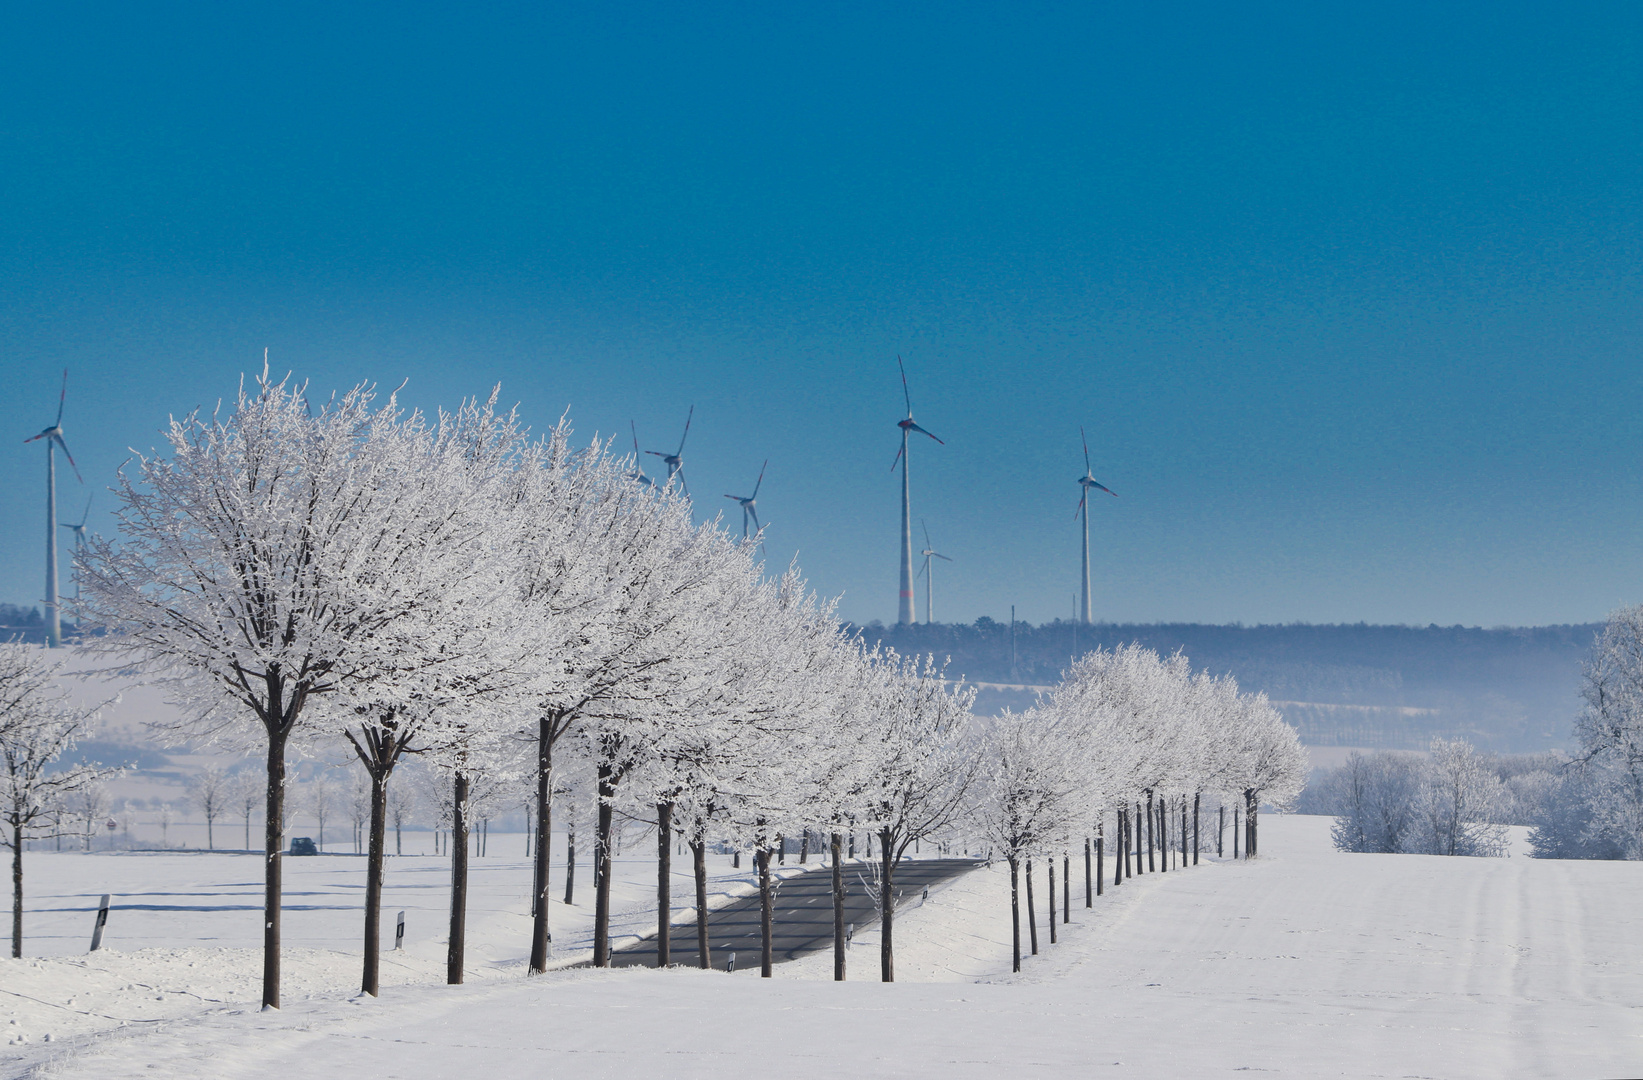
left=854, top=651, right=978, bottom=982
left=187, top=765, right=231, bottom=851
left=1573, top=605, right=1643, bottom=858
left=80, top=369, right=497, bottom=1009
left=1324, top=751, right=1422, bottom=853
left=1408, top=738, right=1508, bottom=857
left=0, top=642, right=114, bottom=956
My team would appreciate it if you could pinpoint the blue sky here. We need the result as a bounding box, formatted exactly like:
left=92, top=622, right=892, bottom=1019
left=2, top=2, right=1640, bottom=627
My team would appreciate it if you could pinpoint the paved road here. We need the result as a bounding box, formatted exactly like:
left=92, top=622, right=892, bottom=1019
left=609, top=857, right=983, bottom=970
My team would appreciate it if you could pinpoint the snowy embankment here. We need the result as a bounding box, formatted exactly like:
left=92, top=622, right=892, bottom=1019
left=8, top=816, right=1643, bottom=1079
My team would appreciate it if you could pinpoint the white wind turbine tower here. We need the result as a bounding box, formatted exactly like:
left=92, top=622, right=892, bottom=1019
left=891, top=358, right=943, bottom=625
left=917, top=519, right=952, bottom=624
left=24, top=370, right=83, bottom=648
left=60, top=494, right=93, bottom=603
left=1074, top=425, right=1117, bottom=625
left=724, top=459, right=768, bottom=554
left=645, top=405, right=693, bottom=497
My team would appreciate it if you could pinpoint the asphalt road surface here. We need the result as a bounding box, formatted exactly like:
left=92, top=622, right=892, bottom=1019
left=609, top=856, right=983, bottom=970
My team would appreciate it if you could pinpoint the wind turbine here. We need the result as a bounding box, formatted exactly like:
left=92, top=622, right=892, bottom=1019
left=59, top=495, right=93, bottom=602
left=24, top=370, right=82, bottom=648
left=917, top=519, right=953, bottom=625
left=724, top=459, right=768, bottom=553
left=645, top=405, right=693, bottom=497
left=627, top=422, right=654, bottom=487
left=1074, top=425, right=1117, bottom=625
left=891, top=357, right=943, bottom=625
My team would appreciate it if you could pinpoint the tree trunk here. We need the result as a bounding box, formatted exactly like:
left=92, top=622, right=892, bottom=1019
left=1025, top=858, right=1038, bottom=954
left=1246, top=789, right=1258, bottom=858
left=564, top=827, right=576, bottom=905
left=1233, top=807, right=1240, bottom=858
left=262, top=725, right=288, bottom=1009
left=799, top=831, right=809, bottom=864
left=1193, top=793, right=1201, bottom=865
left=11, top=819, right=22, bottom=959
left=1219, top=804, right=1225, bottom=857
left=691, top=838, right=711, bottom=970
left=830, top=832, right=845, bottom=981
left=1009, top=854, right=1021, bottom=972
left=362, top=771, right=387, bottom=995
left=656, top=802, right=672, bottom=968
left=1048, top=860, right=1057, bottom=943
left=1118, top=809, right=1128, bottom=882
left=447, top=772, right=469, bottom=985
left=1062, top=856, right=1070, bottom=922
left=879, top=827, right=895, bottom=982
left=757, top=847, right=774, bottom=977
left=1096, top=832, right=1105, bottom=896
left=1084, top=837, right=1092, bottom=907
left=592, top=765, right=615, bottom=967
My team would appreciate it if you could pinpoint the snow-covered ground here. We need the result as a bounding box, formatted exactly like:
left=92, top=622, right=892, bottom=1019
left=7, top=816, right=1643, bottom=1079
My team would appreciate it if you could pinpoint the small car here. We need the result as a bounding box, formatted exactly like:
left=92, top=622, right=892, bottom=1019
left=288, top=837, right=318, bottom=856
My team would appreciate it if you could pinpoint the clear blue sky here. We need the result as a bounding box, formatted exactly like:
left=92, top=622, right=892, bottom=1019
left=2, top=3, right=1640, bottom=628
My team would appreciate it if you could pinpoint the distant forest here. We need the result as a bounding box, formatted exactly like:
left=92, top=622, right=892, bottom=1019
left=852, top=619, right=1601, bottom=754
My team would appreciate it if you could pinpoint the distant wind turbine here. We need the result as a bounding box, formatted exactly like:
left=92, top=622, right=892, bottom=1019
left=24, top=370, right=83, bottom=647
left=724, top=459, right=768, bottom=553
left=627, top=421, right=654, bottom=487
left=1074, top=425, right=1117, bottom=625
left=891, top=358, right=943, bottom=625
left=59, top=494, right=93, bottom=602
left=917, top=519, right=953, bottom=625
left=646, top=406, right=693, bottom=498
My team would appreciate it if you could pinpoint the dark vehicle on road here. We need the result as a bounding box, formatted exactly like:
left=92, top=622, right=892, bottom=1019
left=289, top=837, right=318, bottom=856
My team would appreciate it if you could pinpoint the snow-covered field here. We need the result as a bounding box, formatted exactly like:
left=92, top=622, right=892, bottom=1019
left=6, top=815, right=1643, bottom=1079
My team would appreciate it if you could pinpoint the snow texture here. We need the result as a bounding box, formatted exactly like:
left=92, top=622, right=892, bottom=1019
left=5, top=815, right=1641, bottom=1079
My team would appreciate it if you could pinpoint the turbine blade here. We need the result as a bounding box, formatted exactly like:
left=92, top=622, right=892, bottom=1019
left=935, top=553, right=953, bottom=562
left=54, top=434, right=82, bottom=482
left=23, top=430, right=48, bottom=444
left=630, top=420, right=641, bottom=458
left=1092, top=480, right=1117, bottom=497
left=898, top=355, right=912, bottom=415
left=752, top=458, right=767, bottom=498
left=676, top=469, right=689, bottom=499
left=918, top=557, right=929, bottom=581
left=1074, top=493, right=1086, bottom=520
left=79, top=494, right=92, bottom=526
left=55, top=369, right=67, bottom=426
left=645, top=450, right=667, bottom=458
left=724, top=494, right=740, bottom=501
left=676, top=405, right=693, bottom=455
left=922, top=518, right=931, bottom=549
left=907, top=422, right=944, bottom=444
left=890, top=440, right=905, bottom=472
left=1081, top=425, right=1091, bottom=473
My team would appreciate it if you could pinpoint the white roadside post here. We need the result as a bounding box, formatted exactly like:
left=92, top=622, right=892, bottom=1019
left=395, top=911, right=405, bottom=950
left=89, top=894, right=111, bottom=952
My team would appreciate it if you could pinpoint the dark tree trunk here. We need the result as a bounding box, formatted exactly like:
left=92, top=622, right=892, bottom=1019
left=1096, top=832, right=1105, bottom=896
left=1219, top=804, right=1225, bottom=857
left=263, top=725, right=288, bottom=1009
left=1246, top=789, right=1258, bottom=858
left=777, top=834, right=785, bottom=865
left=362, top=772, right=387, bottom=995
left=799, top=831, right=809, bottom=864
left=564, top=827, right=576, bottom=905
left=1008, top=854, right=1021, bottom=972
left=1145, top=793, right=1155, bottom=872
left=830, top=832, right=845, bottom=981
left=1084, top=837, right=1092, bottom=907
left=656, top=802, right=672, bottom=968
left=879, top=827, right=895, bottom=982
left=1182, top=802, right=1189, bottom=865
left=691, top=838, right=711, bottom=969
left=1116, top=810, right=1126, bottom=882
left=530, top=716, right=554, bottom=973
left=758, top=847, right=774, bottom=977
left=1048, top=860, right=1057, bottom=943
left=10, top=820, right=22, bottom=959
left=1193, top=793, right=1200, bottom=865
left=1233, top=807, right=1240, bottom=859
left=447, top=772, right=469, bottom=985
left=1025, top=858, right=1038, bottom=954
left=593, top=765, right=616, bottom=967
